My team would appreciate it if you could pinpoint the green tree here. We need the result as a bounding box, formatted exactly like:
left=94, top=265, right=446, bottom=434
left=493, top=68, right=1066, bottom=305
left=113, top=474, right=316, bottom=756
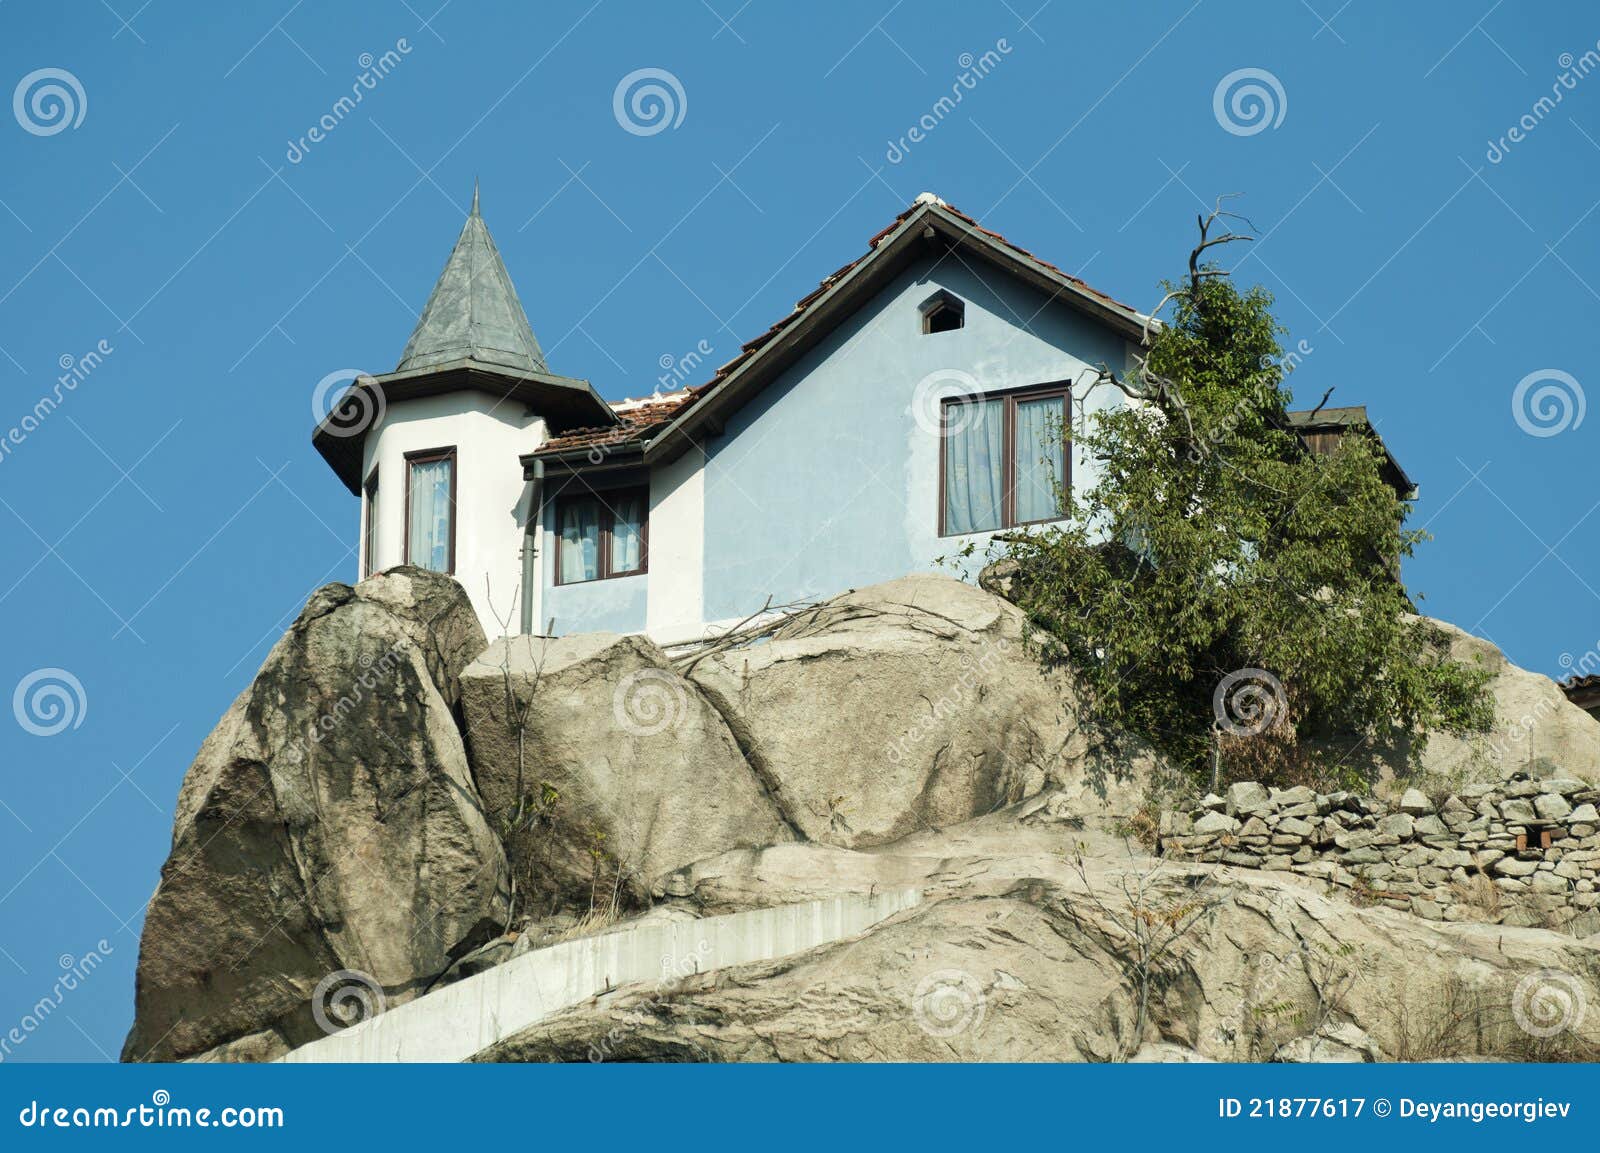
left=996, top=202, right=1491, bottom=789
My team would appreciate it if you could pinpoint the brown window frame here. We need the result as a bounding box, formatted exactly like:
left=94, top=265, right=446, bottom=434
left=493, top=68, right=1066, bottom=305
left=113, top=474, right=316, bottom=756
left=937, top=384, right=1071, bottom=538
left=919, top=290, right=965, bottom=334
left=553, top=486, right=650, bottom=585
left=361, top=466, right=379, bottom=579
left=402, top=446, right=457, bottom=575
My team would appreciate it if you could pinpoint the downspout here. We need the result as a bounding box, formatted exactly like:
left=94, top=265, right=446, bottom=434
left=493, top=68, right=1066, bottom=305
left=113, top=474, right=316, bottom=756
left=520, top=458, right=544, bottom=635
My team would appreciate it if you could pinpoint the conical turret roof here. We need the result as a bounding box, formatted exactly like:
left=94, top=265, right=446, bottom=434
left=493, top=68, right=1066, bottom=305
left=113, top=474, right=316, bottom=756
left=396, top=184, right=549, bottom=374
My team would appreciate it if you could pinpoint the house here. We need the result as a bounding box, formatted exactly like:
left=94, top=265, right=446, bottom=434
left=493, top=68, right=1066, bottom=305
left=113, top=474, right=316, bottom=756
left=314, top=189, right=1413, bottom=643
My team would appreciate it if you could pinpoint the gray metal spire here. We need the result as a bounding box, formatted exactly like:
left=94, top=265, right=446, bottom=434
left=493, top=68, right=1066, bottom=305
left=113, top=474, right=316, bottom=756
left=396, top=185, right=549, bottom=375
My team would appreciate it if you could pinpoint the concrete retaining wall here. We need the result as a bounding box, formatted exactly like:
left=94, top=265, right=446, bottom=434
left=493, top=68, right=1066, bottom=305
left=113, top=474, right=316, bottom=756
left=280, top=887, right=922, bottom=1063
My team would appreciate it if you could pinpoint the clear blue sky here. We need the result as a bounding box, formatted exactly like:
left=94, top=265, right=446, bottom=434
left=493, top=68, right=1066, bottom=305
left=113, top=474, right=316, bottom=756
left=1, top=1, right=1596, bottom=1060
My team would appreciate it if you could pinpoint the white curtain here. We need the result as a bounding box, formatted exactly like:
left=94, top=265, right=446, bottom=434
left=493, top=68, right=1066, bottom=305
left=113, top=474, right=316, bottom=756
left=611, top=493, right=645, bottom=573
left=1013, top=396, right=1065, bottom=523
left=943, top=398, right=1005, bottom=534
left=559, top=500, right=601, bottom=583
left=407, top=458, right=452, bottom=571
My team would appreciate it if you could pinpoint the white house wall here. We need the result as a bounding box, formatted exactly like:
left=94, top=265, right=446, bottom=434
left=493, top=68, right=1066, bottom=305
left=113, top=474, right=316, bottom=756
left=359, top=391, right=541, bottom=637
left=644, top=446, right=706, bottom=643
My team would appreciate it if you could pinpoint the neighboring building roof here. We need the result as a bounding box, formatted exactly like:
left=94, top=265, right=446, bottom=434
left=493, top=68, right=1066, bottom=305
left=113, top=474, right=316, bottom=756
left=1286, top=405, right=1417, bottom=500
left=528, top=192, right=1147, bottom=472
left=396, top=183, right=549, bottom=375
left=1561, top=674, right=1600, bottom=712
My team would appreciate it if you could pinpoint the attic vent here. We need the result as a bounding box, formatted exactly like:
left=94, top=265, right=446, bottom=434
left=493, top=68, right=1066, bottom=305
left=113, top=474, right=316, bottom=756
left=919, top=290, right=964, bottom=334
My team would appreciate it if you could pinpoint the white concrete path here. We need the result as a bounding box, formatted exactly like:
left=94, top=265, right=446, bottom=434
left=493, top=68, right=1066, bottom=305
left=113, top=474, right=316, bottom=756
left=279, top=887, right=922, bottom=1062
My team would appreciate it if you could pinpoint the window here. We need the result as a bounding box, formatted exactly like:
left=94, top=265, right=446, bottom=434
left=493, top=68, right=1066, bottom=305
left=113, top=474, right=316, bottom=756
left=556, top=488, right=648, bottom=584
left=940, top=386, right=1068, bottom=536
left=404, top=447, right=455, bottom=573
left=362, top=467, right=379, bottom=579
left=919, top=290, right=964, bottom=334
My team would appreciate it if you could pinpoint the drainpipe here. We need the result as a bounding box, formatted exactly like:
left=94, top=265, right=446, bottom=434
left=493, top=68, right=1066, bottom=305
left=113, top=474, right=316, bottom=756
left=520, top=458, right=544, bottom=635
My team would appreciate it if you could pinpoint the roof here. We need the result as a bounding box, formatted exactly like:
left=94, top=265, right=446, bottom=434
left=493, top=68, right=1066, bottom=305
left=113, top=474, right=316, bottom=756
left=528, top=193, right=1146, bottom=471
left=396, top=183, right=549, bottom=375
left=1286, top=404, right=1417, bottom=500
left=312, top=187, right=618, bottom=495
left=1561, top=674, right=1600, bottom=708
left=534, top=389, right=704, bottom=459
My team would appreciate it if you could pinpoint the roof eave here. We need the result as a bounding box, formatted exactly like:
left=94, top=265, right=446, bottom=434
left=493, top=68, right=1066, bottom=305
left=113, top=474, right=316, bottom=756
left=314, top=359, right=620, bottom=495
left=643, top=202, right=1148, bottom=466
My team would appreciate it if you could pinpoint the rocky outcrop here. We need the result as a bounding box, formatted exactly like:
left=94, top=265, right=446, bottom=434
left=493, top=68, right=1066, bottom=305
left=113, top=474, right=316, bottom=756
left=683, top=574, right=1143, bottom=848
left=476, top=805, right=1600, bottom=1063
left=1414, top=619, right=1600, bottom=784
left=122, top=568, right=509, bottom=1063
left=459, top=633, right=793, bottom=905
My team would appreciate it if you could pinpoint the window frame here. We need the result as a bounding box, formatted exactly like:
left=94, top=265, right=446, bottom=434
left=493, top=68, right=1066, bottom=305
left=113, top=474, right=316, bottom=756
left=553, top=486, right=650, bottom=585
left=361, top=465, right=379, bottom=579
left=937, top=383, right=1071, bottom=538
left=918, top=290, right=965, bottom=335
left=402, top=446, right=457, bottom=575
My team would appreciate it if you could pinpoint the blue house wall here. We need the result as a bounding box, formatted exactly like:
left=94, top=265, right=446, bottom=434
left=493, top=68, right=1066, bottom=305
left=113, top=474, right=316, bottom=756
left=699, top=254, right=1132, bottom=622
left=537, top=253, right=1134, bottom=636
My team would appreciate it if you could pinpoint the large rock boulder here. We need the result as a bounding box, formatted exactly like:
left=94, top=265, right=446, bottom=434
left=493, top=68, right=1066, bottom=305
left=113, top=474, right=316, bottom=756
left=1414, top=619, right=1600, bottom=784
left=475, top=807, right=1600, bottom=1063
left=460, top=633, right=794, bottom=909
left=684, top=574, right=1141, bottom=849
left=122, top=568, right=509, bottom=1063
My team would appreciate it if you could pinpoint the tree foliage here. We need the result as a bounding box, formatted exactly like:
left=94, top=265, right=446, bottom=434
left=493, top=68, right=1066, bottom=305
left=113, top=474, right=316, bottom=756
left=994, top=204, right=1492, bottom=789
